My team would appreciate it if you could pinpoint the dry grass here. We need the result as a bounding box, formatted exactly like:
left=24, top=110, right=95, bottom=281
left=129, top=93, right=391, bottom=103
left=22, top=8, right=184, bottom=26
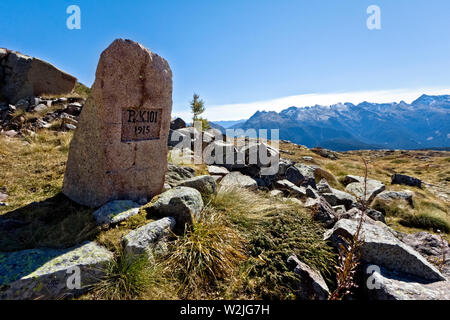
left=278, top=141, right=450, bottom=238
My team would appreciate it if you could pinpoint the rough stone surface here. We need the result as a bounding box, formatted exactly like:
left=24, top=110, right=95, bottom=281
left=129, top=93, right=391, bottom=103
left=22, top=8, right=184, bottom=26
left=170, top=117, right=186, bottom=130
left=345, top=176, right=385, bottom=203
left=316, top=179, right=332, bottom=194
left=376, top=190, right=414, bottom=206
left=93, top=200, right=141, bottom=226
left=0, top=242, right=113, bottom=300
left=391, top=174, right=422, bottom=188
left=220, top=171, right=258, bottom=190
left=324, top=219, right=446, bottom=281
left=340, top=207, right=386, bottom=224
left=177, top=175, right=217, bottom=197
left=274, top=179, right=307, bottom=198
left=123, top=217, right=176, bottom=255
left=146, top=186, right=203, bottom=229
left=63, top=39, right=172, bottom=207
left=285, top=166, right=304, bottom=186
left=293, top=163, right=317, bottom=189
left=322, top=188, right=357, bottom=210
left=399, top=231, right=450, bottom=278
left=0, top=49, right=77, bottom=104
left=165, top=164, right=195, bottom=187
left=363, top=265, right=450, bottom=300
left=311, top=147, right=338, bottom=160
left=207, top=165, right=229, bottom=176
left=305, top=196, right=338, bottom=228
left=287, top=254, right=330, bottom=300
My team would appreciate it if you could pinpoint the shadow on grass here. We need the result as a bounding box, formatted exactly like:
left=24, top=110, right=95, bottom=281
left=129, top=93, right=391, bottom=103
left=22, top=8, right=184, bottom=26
left=0, top=193, right=101, bottom=252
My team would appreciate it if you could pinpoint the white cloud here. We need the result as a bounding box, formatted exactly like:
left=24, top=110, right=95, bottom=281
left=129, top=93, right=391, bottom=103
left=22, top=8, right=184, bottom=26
left=172, top=87, right=450, bottom=121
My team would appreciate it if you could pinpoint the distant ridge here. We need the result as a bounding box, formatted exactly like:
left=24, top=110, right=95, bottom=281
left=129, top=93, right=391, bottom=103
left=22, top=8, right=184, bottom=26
left=227, top=94, right=450, bottom=151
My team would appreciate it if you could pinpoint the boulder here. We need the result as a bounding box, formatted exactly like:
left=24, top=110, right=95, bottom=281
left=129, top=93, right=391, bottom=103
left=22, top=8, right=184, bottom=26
left=123, top=217, right=176, bottom=255
left=399, top=232, right=450, bottom=278
left=63, top=39, right=172, bottom=207
left=177, top=175, right=217, bottom=198
left=170, top=117, right=186, bottom=130
left=391, top=174, right=422, bottom=188
left=345, top=176, right=385, bottom=203
left=274, top=179, right=308, bottom=198
left=0, top=242, right=113, bottom=300
left=294, top=163, right=317, bottom=189
left=277, top=159, right=291, bottom=176
left=0, top=49, right=77, bottom=104
left=93, top=200, right=141, bottom=226
left=287, top=255, right=330, bottom=300
left=207, top=165, right=229, bottom=176
left=363, top=265, right=450, bottom=300
left=322, top=188, right=357, bottom=210
left=65, top=102, right=83, bottom=116
left=311, top=147, right=338, bottom=160
left=285, top=166, right=304, bottom=186
left=324, top=219, right=446, bottom=281
left=332, top=205, right=346, bottom=215
left=316, top=179, right=332, bottom=194
left=376, top=190, right=414, bottom=206
left=165, top=164, right=195, bottom=187
left=203, top=140, right=238, bottom=166
left=239, top=141, right=279, bottom=168
left=220, top=172, right=258, bottom=190
left=146, top=186, right=204, bottom=229
left=340, top=207, right=386, bottom=224
left=305, top=196, right=338, bottom=228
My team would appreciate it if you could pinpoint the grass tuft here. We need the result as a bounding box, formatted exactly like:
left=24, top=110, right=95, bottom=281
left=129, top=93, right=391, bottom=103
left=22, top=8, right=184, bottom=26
left=399, top=213, right=450, bottom=234
left=163, top=206, right=246, bottom=298
left=90, top=251, right=153, bottom=300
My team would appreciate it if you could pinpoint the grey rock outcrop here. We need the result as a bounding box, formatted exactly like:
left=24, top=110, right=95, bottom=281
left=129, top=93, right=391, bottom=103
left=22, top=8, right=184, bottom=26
left=363, top=265, right=450, bottom=300
left=344, top=175, right=385, bottom=203
left=123, top=217, right=176, bottom=255
left=93, top=200, right=141, bottom=226
left=0, top=242, right=113, bottom=300
left=376, top=190, right=414, bottom=206
left=324, top=219, right=446, bottom=281
left=220, top=171, right=258, bottom=190
left=287, top=255, right=330, bottom=300
left=165, top=164, right=195, bottom=187
left=146, top=186, right=204, bottom=229
left=0, top=49, right=77, bottom=104
left=391, top=174, right=422, bottom=188
left=177, top=175, right=217, bottom=198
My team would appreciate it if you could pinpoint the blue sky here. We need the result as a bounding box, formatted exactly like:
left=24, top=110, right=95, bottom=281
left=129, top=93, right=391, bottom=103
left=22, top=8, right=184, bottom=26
left=1, top=0, right=450, bottom=120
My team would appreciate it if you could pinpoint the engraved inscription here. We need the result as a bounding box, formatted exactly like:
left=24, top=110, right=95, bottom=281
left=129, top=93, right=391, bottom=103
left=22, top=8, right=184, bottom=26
left=121, top=108, right=162, bottom=142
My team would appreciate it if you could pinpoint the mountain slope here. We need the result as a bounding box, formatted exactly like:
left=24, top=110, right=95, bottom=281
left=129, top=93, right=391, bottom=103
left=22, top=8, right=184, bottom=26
left=230, top=94, right=450, bottom=150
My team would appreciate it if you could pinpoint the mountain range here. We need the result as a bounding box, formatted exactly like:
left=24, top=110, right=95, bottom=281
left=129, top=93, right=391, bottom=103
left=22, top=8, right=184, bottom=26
left=212, top=94, right=450, bottom=151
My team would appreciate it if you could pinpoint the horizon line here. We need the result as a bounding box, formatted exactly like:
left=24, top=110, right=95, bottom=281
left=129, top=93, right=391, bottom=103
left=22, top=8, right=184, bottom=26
left=172, top=87, right=450, bottom=122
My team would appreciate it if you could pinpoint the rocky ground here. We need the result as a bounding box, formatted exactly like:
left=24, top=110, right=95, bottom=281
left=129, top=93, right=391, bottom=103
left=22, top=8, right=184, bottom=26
left=0, top=95, right=449, bottom=300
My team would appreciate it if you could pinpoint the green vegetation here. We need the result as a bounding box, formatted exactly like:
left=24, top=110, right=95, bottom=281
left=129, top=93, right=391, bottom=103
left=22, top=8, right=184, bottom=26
left=90, top=251, right=155, bottom=300
left=399, top=214, right=449, bottom=234
left=190, top=93, right=209, bottom=129
left=163, top=206, right=246, bottom=298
